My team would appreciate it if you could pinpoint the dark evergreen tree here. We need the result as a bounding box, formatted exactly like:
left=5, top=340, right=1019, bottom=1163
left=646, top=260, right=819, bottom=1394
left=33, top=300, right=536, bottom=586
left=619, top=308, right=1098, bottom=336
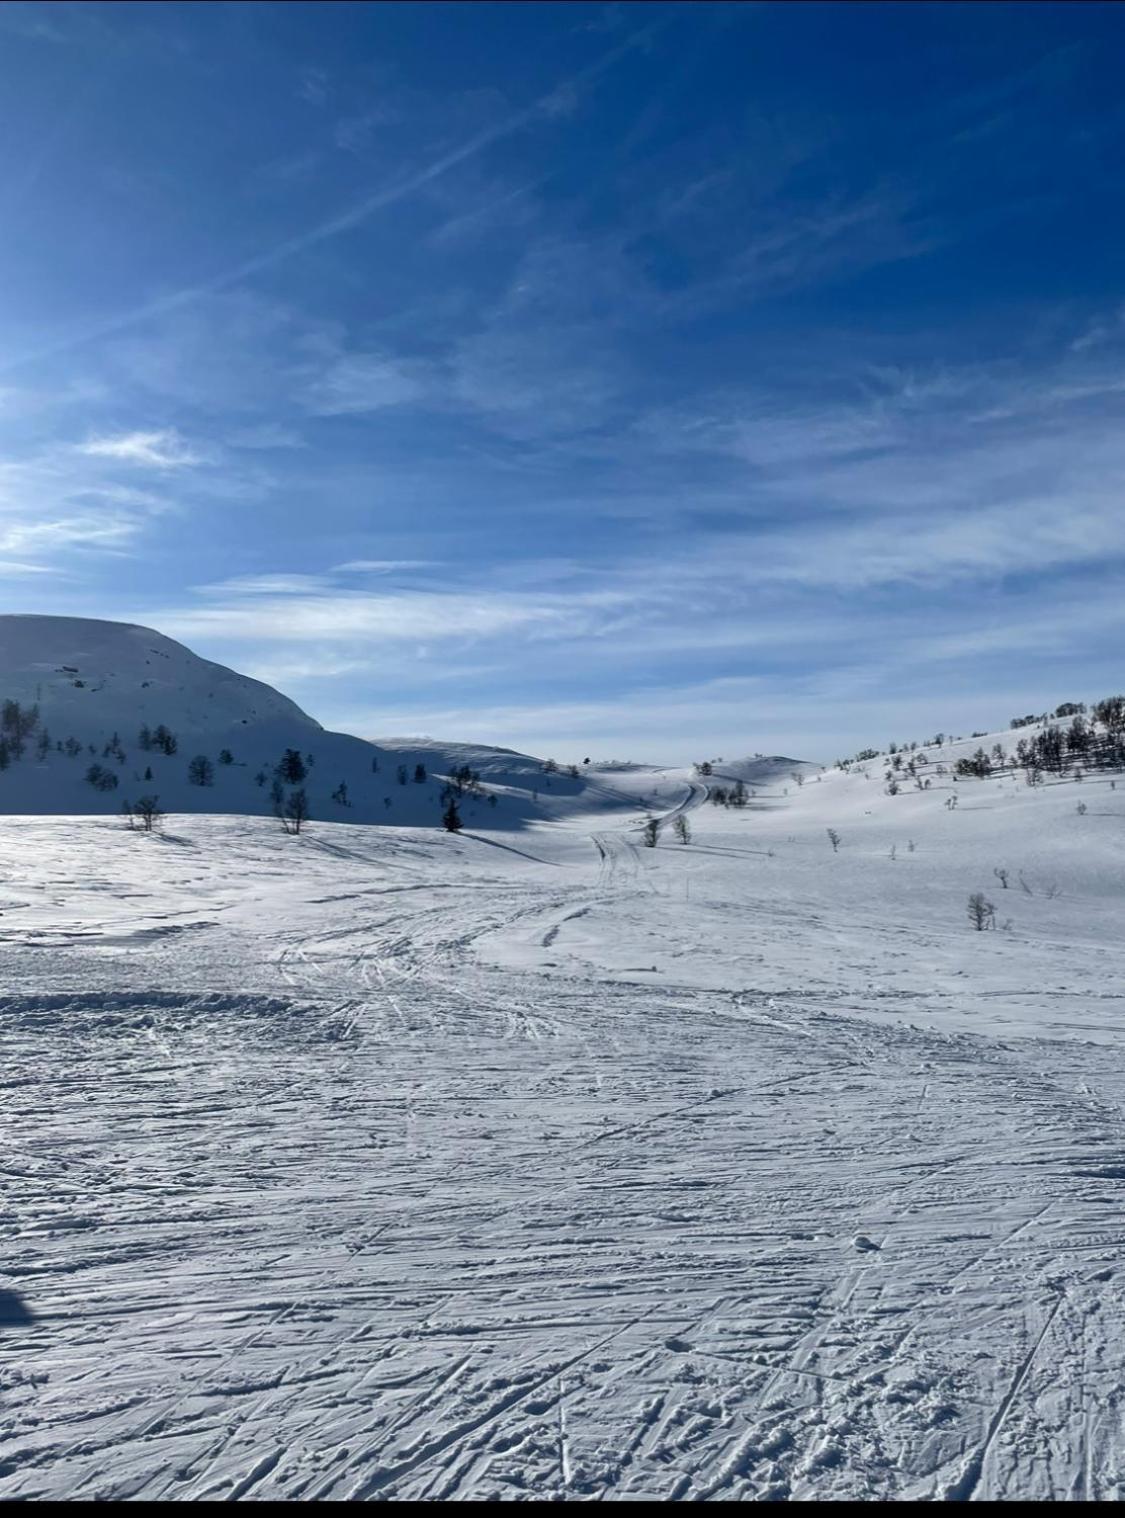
left=278, top=748, right=307, bottom=784
left=85, top=763, right=119, bottom=791
left=188, top=754, right=215, bottom=786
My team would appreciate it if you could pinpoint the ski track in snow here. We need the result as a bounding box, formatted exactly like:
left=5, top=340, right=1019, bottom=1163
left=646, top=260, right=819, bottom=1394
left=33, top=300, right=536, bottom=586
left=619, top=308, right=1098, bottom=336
left=2, top=761, right=1125, bottom=1502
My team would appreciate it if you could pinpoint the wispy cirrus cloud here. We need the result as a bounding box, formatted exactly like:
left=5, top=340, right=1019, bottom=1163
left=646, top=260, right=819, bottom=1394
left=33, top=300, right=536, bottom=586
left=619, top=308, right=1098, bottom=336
left=333, top=559, right=439, bottom=573
left=301, top=352, right=428, bottom=415
left=0, top=17, right=665, bottom=380
left=77, top=428, right=203, bottom=469
left=6, top=2, right=1125, bottom=760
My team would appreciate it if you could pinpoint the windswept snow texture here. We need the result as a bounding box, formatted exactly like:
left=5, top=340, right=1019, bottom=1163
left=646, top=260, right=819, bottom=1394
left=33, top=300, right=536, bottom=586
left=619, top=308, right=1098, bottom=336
left=2, top=742, right=1125, bottom=1500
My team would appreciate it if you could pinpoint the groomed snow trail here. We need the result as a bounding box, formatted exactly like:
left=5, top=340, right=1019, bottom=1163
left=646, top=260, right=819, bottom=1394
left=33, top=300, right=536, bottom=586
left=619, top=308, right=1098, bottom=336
left=2, top=778, right=1125, bottom=1500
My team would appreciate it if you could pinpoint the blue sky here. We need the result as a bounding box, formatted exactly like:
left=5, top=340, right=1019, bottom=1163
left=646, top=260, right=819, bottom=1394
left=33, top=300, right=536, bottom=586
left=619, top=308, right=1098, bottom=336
left=2, top=0, right=1124, bottom=761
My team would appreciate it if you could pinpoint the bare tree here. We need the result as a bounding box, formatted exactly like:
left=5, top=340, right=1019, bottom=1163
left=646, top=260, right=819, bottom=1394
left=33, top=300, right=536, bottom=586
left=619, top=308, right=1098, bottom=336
left=826, top=828, right=841, bottom=852
left=136, top=795, right=162, bottom=832
left=643, top=817, right=660, bottom=847
left=993, top=867, right=1009, bottom=889
left=673, top=814, right=691, bottom=845
left=967, top=893, right=995, bottom=931
left=283, top=788, right=309, bottom=834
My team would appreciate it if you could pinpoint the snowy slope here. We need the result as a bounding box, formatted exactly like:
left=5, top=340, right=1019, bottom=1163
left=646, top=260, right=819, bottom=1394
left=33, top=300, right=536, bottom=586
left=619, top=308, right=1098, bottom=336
left=0, top=614, right=317, bottom=738
left=2, top=678, right=1124, bottom=1500
left=0, top=617, right=627, bottom=830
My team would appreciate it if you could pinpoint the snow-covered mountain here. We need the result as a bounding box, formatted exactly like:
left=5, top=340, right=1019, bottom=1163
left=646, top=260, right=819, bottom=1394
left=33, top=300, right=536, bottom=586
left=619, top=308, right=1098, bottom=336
left=0, top=616, right=619, bottom=828
left=0, top=614, right=319, bottom=739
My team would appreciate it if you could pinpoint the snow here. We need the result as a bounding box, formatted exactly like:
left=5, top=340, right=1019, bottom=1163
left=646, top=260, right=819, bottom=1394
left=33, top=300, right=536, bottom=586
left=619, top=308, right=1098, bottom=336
left=0, top=617, right=623, bottom=829
left=2, top=630, right=1125, bottom=1499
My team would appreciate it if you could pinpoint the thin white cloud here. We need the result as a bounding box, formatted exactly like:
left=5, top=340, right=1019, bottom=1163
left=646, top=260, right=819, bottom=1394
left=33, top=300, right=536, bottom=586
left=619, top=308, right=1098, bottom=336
left=148, top=586, right=624, bottom=646
left=195, top=574, right=336, bottom=597
left=333, top=559, right=438, bottom=572
left=302, top=353, right=427, bottom=415
left=0, top=512, right=141, bottom=554
left=78, top=429, right=202, bottom=469
left=0, top=449, right=169, bottom=567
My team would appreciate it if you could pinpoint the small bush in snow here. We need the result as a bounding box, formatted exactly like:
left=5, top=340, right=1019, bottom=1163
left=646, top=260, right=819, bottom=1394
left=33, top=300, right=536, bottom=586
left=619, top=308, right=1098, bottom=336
left=85, top=763, right=118, bottom=791
left=967, top=893, right=995, bottom=931
left=282, top=787, right=309, bottom=834
left=135, top=796, right=162, bottom=832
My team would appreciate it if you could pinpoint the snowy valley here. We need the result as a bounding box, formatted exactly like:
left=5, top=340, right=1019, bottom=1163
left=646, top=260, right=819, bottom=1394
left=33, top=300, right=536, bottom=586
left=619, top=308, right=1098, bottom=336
left=1, top=618, right=1124, bottom=1500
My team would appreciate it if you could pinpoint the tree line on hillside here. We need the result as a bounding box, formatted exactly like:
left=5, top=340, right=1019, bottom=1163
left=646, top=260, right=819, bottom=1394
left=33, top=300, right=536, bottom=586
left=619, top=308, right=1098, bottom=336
left=833, top=695, right=1125, bottom=783
left=0, top=701, right=512, bottom=834
left=953, top=699, right=1124, bottom=785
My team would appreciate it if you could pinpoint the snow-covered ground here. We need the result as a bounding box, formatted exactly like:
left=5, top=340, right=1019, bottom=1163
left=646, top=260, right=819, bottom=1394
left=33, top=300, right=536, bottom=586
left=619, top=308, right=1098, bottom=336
left=2, top=742, right=1124, bottom=1500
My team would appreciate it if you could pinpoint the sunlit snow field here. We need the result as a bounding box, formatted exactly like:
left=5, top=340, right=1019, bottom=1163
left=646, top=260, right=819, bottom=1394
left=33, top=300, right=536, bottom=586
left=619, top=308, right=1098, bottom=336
left=2, top=749, right=1124, bottom=1501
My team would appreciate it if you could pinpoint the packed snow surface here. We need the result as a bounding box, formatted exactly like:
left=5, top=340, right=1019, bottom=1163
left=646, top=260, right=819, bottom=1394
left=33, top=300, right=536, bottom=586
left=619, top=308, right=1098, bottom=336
left=1, top=736, right=1124, bottom=1500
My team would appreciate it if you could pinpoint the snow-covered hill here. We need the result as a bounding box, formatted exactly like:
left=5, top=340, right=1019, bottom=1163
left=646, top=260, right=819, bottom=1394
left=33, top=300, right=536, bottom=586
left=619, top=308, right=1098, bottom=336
left=2, top=669, right=1125, bottom=1500
left=2, top=728, right=1124, bottom=1500
left=0, top=616, right=627, bottom=829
